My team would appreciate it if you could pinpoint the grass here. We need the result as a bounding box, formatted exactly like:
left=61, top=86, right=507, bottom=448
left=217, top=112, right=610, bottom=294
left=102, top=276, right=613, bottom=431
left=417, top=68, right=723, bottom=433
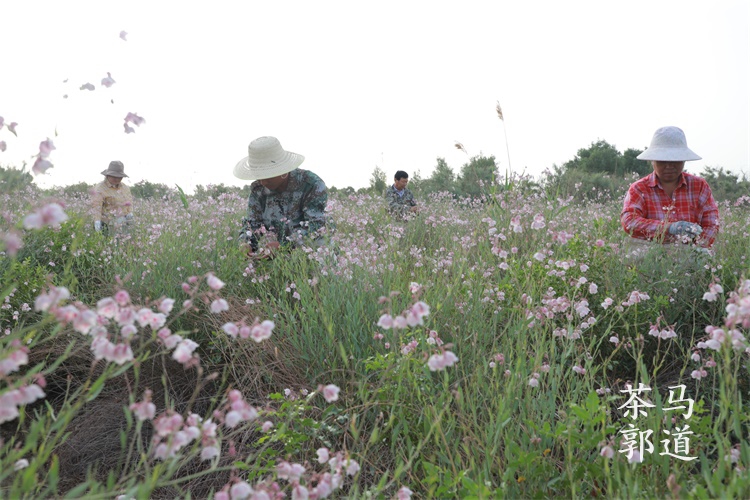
left=1, top=184, right=750, bottom=498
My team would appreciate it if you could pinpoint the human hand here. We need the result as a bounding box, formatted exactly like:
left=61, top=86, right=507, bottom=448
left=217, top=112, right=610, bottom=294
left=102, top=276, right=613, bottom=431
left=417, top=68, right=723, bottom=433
left=668, top=221, right=703, bottom=237
left=94, top=221, right=102, bottom=232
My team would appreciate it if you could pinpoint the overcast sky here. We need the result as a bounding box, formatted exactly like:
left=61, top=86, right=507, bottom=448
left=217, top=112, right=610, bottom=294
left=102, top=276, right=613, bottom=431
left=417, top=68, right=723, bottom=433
left=1, top=1, right=748, bottom=192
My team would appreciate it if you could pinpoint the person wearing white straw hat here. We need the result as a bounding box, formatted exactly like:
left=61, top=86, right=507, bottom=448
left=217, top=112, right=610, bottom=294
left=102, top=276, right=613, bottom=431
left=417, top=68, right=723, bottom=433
left=621, top=126, right=718, bottom=248
left=90, top=160, right=134, bottom=234
left=235, top=136, right=328, bottom=257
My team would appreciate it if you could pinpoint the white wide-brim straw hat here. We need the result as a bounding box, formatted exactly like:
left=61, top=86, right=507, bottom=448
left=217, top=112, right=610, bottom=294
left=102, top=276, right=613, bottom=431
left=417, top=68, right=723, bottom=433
left=636, top=126, right=701, bottom=161
left=101, top=160, right=128, bottom=177
left=234, top=136, right=305, bottom=180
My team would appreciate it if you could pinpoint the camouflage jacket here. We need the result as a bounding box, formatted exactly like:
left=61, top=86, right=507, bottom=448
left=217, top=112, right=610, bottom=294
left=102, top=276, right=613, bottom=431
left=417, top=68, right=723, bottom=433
left=239, top=169, right=328, bottom=250
left=384, top=185, right=417, bottom=216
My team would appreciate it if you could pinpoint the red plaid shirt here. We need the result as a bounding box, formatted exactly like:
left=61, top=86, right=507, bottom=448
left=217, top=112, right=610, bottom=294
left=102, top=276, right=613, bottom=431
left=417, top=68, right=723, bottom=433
left=621, top=172, right=719, bottom=246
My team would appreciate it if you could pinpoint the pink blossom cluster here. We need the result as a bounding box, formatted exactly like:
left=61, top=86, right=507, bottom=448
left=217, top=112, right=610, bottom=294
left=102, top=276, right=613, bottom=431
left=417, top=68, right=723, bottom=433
left=647, top=317, right=678, bottom=340
left=223, top=389, right=259, bottom=428
left=1, top=230, right=23, bottom=257
left=377, top=301, right=431, bottom=330
left=123, top=112, right=146, bottom=134
left=129, top=389, right=156, bottom=421
left=427, top=350, right=458, bottom=371
left=0, top=381, right=46, bottom=424
left=151, top=411, right=212, bottom=460
left=0, top=115, right=19, bottom=152
left=0, top=339, right=28, bottom=375
left=23, top=202, right=68, bottom=229
left=31, top=138, right=56, bottom=175
left=222, top=319, right=275, bottom=343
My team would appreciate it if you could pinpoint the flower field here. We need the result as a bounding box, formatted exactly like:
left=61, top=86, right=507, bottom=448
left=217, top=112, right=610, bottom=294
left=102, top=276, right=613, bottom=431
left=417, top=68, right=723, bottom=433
left=1, top=184, right=750, bottom=498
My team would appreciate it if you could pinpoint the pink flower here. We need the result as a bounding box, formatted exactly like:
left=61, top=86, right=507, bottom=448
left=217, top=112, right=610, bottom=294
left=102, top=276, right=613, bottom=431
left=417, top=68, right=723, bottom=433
left=393, top=315, right=408, bottom=329
left=160, top=331, right=182, bottom=349
left=397, top=486, right=414, bottom=500
left=38, top=138, right=55, bottom=158
left=101, top=72, right=116, bottom=87
left=31, top=157, right=53, bottom=175
left=528, top=378, right=539, bottom=388
left=0, top=342, right=28, bottom=375
left=159, top=298, right=175, bottom=314
left=609, top=336, right=619, bottom=345
left=124, top=112, right=146, bottom=126
left=7, top=122, right=17, bottom=135
left=14, top=459, right=29, bottom=471
left=589, top=283, right=598, bottom=294
left=210, top=299, right=229, bottom=314
left=377, top=313, right=393, bottom=329
left=222, top=322, right=239, bottom=338
left=599, top=445, right=614, bottom=458
left=345, top=458, right=360, bottom=476
left=292, top=484, right=309, bottom=500
left=80, top=82, right=95, bottom=91
left=261, top=421, right=273, bottom=432
left=317, top=447, right=330, bottom=463
left=230, top=482, right=253, bottom=499
left=201, top=446, right=220, bottom=461
left=23, top=203, right=68, bottom=229
left=322, top=384, right=340, bottom=402
left=2, top=231, right=22, bottom=256
left=207, top=273, right=225, bottom=290
left=173, top=339, right=198, bottom=364
left=124, top=123, right=135, bottom=134
left=129, top=390, right=156, bottom=421
left=691, top=369, right=708, bottom=379
left=427, top=351, right=459, bottom=371
left=572, top=365, right=586, bottom=375
left=114, top=290, right=130, bottom=305
left=0, top=141, right=6, bottom=152
left=119, top=30, right=128, bottom=41
left=250, top=320, right=274, bottom=342
left=73, top=309, right=99, bottom=334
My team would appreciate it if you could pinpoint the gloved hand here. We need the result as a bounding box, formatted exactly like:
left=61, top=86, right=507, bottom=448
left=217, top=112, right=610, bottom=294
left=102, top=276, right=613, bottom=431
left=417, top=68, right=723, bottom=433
left=668, top=221, right=703, bottom=237
left=94, top=221, right=102, bottom=232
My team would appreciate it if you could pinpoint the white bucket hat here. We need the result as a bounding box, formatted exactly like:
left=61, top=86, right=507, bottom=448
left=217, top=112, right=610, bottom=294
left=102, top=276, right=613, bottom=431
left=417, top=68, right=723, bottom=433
left=636, top=126, right=701, bottom=161
left=233, top=136, right=305, bottom=180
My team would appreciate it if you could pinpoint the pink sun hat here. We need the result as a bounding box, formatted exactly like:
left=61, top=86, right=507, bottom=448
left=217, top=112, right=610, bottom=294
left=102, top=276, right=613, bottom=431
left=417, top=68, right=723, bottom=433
left=233, top=136, right=305, bottom=180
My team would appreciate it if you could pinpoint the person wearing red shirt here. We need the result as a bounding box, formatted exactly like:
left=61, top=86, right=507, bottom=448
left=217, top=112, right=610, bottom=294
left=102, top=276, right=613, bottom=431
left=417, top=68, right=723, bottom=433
left=621, top=126, right=719, bottom=247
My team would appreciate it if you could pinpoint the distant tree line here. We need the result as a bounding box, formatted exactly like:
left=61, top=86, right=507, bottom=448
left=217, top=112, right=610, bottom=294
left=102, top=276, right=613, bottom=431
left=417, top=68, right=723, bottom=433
left=2, top=143, right=748, bottom=203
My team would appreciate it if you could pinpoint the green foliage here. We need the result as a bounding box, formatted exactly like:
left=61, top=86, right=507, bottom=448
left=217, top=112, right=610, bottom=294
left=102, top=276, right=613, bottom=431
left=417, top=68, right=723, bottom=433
left=421, top=157, right=456, bottom=196
left=699, top=166, right=750, bottom=202
left=0, top=165, right=35, bottom=194
left=545, top=140, right=647, bottom=200
left=368, top=166, right=388, bottom=196
left=53, top=182, right=92, bottom=199
left=456, top=154, right=499, bottom=199
left=130, top=179, right=172, bottom=200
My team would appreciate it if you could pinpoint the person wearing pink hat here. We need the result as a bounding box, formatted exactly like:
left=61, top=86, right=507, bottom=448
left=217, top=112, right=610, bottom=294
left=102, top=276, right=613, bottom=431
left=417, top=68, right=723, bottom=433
left=621, top=126, right=718, bottom=248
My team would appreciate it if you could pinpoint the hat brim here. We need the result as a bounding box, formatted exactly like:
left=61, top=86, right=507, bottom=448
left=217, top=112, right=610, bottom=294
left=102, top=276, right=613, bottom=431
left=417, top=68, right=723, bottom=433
left=233, top=152, right=304, bottom=180
left=636, top=148, right=701, bottom=162
left=101, top=170, right=129, bottom=177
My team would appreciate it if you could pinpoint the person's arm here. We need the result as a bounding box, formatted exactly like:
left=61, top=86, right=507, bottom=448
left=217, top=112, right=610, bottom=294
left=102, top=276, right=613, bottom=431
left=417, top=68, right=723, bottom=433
left=90, top=185, right=104, bottom=230
left=294, top=180, right=328, bottom=245
left=696, top=181, right=719, bottom=247
left=621, top=185, right=669, bottom=241
left=239, top=189, right=265, bottom=251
